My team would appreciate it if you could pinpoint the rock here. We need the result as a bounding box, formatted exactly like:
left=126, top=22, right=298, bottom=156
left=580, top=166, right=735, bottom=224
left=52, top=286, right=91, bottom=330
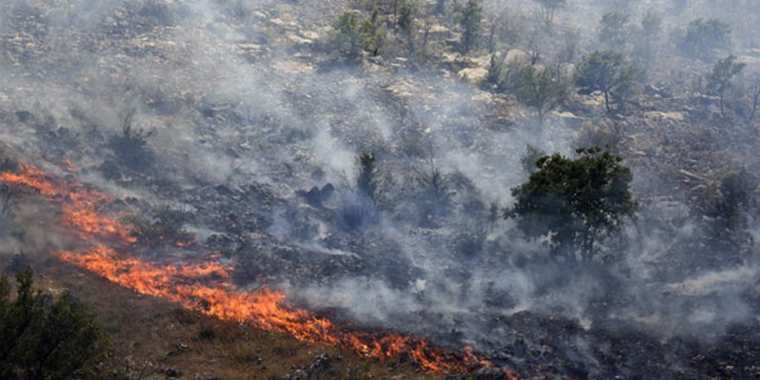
left=164, top=367, right=182, bottom=378
left=474, top=367, right=507, bottom=379
left=458, top=67, right=489, bottom=85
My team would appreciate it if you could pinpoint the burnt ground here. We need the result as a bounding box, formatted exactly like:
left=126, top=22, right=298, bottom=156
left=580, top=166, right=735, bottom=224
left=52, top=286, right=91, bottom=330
left=3, top=1, right=760, bottom=379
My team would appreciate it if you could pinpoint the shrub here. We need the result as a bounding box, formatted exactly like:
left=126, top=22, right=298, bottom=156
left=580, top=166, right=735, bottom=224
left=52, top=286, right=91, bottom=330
left=0, top=269, right=106, bottom=380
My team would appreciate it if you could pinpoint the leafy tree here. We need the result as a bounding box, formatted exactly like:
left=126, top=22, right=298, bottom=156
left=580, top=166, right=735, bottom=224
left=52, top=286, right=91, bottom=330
left=459, top=0, right=482, bottom=53
left=507, top=148, right=637, bottom=261
left=707, top=55, right=746, bottom=118
left=334, top=12, right=363, bottom=58
left=534, top=0, right=566, bottom=25
left=484, top=54, right=506, bottom=89
left=360, top=7, right=386, bottom=56
left=397, top=0, right=417, bottom=34
left=677, top=18, right=732, bottom=61
left=397, top=0, right=418, bottom=52
left=0, top=269, right=106, bottom=380
left=514, top=64, right=569, bottom=125
left=598, top=11, right=630, bottom=51
left=575, top=51, right=638, bottom=114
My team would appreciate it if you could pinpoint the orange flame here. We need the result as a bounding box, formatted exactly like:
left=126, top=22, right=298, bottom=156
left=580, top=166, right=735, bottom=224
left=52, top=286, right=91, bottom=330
left=0, top=165, right=136, bottom=244
left=0, top=165, right=58, bottom=197
left=3, top=164, right=517, bottom=378
left=56, top=246, right=509, bottom=374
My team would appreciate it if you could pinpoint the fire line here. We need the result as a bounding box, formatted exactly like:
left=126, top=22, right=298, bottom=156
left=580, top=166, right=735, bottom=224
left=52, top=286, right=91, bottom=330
left=1, top=164, right=517, bottom=379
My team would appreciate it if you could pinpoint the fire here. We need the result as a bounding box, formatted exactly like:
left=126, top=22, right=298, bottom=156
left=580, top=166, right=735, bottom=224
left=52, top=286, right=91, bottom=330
left=57, top=246, right=502, bottom=374
left=0, top=165, right=136, bottom=244
left=2, top=163, right=517, bottom=378
left=0, top=165, right=58, bottom=197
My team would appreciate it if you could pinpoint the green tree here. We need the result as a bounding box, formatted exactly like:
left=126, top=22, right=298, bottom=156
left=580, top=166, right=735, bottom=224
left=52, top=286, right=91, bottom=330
left=598, top=11, right=630, bottom=51
left=575, top=51, right=637, bottom=114
left=707, top=55, right=746, bottom=118
left=0, top=269, right=106, bottom=380
left=459, top=0, right=482, bottom=53
left=397, top=0, right=418, bottom=52
left=508, top=148, right=637, bottom=261
left=360, top=7, right=386, bottom=56
left=334, top=12, right=363, bottom=58
left=514, top=64, right=569, bottom=125
left=677, top=18, right=732, bottom=61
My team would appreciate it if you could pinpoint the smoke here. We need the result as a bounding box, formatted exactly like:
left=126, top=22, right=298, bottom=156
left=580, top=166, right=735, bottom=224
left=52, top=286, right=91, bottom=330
left=3, top=1, right=760, bottom=373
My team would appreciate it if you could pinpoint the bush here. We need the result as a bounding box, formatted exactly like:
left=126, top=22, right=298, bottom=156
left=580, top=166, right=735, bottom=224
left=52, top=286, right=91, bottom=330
left=108, top=109, right=155, bottom=172
left=0, top=269, right=106, bottom=380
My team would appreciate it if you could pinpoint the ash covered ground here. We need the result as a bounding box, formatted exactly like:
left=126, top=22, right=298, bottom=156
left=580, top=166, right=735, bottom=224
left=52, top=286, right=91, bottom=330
left=2, top=0, right=760, bottom=379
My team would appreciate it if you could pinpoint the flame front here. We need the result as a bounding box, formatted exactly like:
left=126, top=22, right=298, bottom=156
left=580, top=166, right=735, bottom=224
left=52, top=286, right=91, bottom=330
left=0, top=165, right=135, bottom=244
left=55, top=246, right=484, bottom=373
left=1, top=164, right=517, bottom=378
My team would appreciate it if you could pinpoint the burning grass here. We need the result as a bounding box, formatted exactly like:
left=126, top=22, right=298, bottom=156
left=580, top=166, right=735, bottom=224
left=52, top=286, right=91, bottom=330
left=0, top=164, right=517, bottom=378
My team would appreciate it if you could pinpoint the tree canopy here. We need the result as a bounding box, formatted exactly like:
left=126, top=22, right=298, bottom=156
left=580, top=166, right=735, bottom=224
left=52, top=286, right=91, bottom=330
left=575, top=51, right=638, bottom=113
left=508, top=148, right=637, bottom=261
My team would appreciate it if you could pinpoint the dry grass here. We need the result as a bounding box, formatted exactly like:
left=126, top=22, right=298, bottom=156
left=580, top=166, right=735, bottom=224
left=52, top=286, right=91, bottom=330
left=4, top=255, right=442, bottom=380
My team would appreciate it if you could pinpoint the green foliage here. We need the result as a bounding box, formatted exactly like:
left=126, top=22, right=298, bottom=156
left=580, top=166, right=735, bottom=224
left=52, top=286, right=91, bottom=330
left=360, top=7, right=386, bottom=56
left=0, top=269, right=106, bottom=380
left=598, top=11, right=630, bottom=50
left=397, top=0, right=417, bottom=35
left=514, top=64, right=569, bottom=125
left=484, top=54, right=505, bottom=88
left=707, top=55, right=746, bottom=117
left=575, top=51, right=638, bottom=114
left=508, top=148, right=636, bottom=261
left=677, top=18, right=732, bottom=62
left=334, top=12, right=363, bottom=58
left=459, top=0, right=482, bottom=53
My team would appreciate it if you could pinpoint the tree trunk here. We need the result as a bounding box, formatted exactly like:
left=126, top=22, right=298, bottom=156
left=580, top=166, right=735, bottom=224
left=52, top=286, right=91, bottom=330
left=604, top=90, right=611, bottom=113
left=720, top=93, right=725, bottom=117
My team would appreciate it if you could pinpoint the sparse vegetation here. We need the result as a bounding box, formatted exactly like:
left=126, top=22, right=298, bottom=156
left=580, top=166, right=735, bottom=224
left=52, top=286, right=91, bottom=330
left=676, top=18, right=732, bottom=62
left=706, top=55, right=745, bottom=118
left=459, top=0, right=482, bottom=53
left=575, top=51, right=638, bottom=113
left=598, top=11, right=630, bottom=51
left=126, top=206, right=193, bottom=246
left=514, top=64, right=569, bottom=125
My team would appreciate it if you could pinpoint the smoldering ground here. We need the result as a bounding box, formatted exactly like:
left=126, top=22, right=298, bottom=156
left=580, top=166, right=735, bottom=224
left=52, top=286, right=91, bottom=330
left=2, top=0, right=760, bottom=378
